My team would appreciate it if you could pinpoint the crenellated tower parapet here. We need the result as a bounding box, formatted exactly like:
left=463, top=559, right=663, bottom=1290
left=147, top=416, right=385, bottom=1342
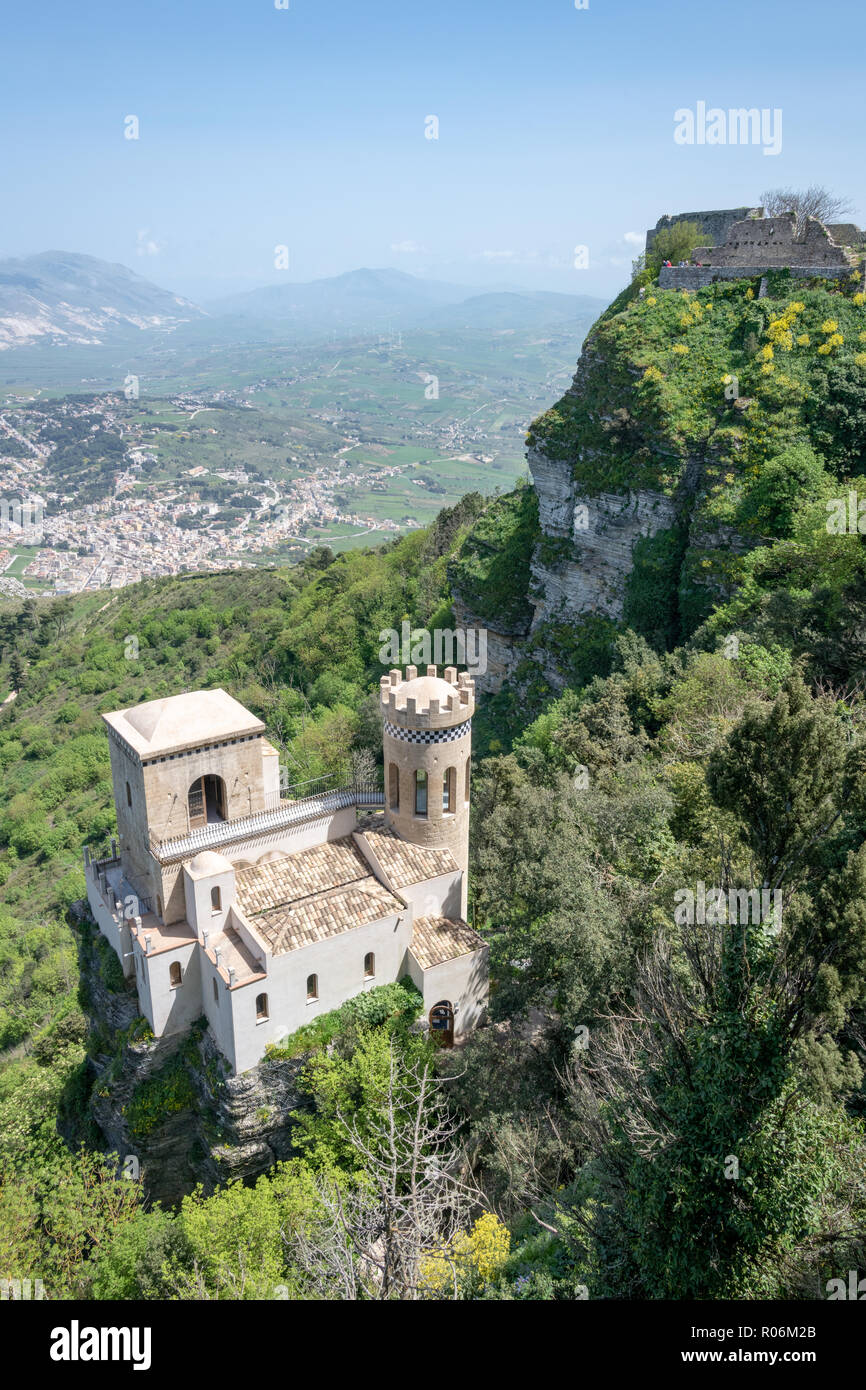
left=381, top=665, right=474, bottom=916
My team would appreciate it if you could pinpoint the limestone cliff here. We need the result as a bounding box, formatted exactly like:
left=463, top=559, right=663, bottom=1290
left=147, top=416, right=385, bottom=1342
left=450, top=267, right=861, bottom=693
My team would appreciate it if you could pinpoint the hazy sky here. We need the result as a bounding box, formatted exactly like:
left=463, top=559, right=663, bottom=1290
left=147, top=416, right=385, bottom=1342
left=2, top=0, right=862, bottom=303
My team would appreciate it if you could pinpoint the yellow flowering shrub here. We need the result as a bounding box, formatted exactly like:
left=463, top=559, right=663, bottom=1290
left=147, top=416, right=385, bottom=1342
left=672, top=343, right=689, bottom=355
left=760, top=345, right=774, bottom=361
left=818, top=343, right=832, bottom=355
left=827, top=332, right=844, bottom=348
left=821, top=319, right=838, bottom=334
left=854, top=292, right=865, bottom=307
left=797, top=334, right=810, bottom=346
left=419, top=1213, right=511, bottom=1294
left=856, top=352, right=866, bottom=368
left=642, top=366, right=663, bottom=382
left=646, top=295, right=657, bottom=305
left=761, top=362, right=775, bottom=374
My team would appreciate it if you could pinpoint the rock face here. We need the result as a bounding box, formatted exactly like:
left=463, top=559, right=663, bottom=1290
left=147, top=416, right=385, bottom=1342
left=79, top=908, right=309, bottom=1207
left=527, top=467, right=679, bottom=626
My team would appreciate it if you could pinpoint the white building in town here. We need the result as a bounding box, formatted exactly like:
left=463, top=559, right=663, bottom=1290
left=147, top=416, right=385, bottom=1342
left=84, top=669, right=488, bottom=1073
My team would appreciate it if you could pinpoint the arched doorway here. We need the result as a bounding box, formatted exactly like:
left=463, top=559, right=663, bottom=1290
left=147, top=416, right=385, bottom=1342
left=188, top=774, right=227, bottom=829
left=429, top=1000, right=454, bottom=1048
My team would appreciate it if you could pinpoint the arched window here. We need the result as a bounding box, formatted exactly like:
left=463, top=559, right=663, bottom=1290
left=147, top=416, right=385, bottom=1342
left=443, top=766, right=455, bottom=813
left=414, top=768, right=427, bottom=816
left=212, top=977, right=219, bottom=1005
left=306, top=974, right=318, bottom=1001
left=464, top=758, right=471, bottom=803
left=211, top=885, right=222, bottom=912
left=256, top=992, right=269, bottom=1021
left=169, top=960, right=182, bottom=988
left=364, top=952, right=375, bottom=979
left=188, top=774, right=227, bottom=829
left=126, top=780, right=132, bottom=808
left=388, top=762, right=400, bottom=811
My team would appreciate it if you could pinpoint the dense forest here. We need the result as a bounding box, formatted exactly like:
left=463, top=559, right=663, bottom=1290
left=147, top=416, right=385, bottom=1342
left=2, top=265, right=866, bottom=1300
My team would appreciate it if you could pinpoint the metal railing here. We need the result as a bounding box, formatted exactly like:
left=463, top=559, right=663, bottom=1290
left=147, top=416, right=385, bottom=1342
left=148, top=782, right=385, bottom=865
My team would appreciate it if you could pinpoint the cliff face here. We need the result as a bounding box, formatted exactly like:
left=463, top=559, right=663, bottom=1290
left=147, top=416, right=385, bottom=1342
left=450, top=270, right=861, bottom=693
left=78, top=917, right=308, bottom=1207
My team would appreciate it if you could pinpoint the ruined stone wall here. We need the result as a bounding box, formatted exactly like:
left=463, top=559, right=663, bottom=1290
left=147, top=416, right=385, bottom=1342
left=693, top=215, right=851, bottom=269
left=659, top=263, right=860, bottom=291
left=646, top=207, right=760, bottom=252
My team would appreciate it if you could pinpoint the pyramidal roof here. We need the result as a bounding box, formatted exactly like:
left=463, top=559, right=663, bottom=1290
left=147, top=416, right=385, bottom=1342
left=103, top=688, right=265, bottom=759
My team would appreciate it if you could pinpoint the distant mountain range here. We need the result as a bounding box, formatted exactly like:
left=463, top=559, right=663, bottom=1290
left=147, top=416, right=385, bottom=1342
left=0, top=252, right=205, bottom=350
left=0, top=255, right=604, bottom=353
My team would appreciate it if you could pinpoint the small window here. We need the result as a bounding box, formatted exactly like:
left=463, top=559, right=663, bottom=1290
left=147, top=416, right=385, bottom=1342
left=212, top=977, right=219, bottom=1005
left=169, top=960, right=182, bottom=988
left=306, top=973, right=318, bottom=1001
left=414, top=769, right=428, bottom=816
left=388, top=762, right=400, bottom=811
left=125, top=780, right=132, bottom=808
left=443, top=766, right=455, bottom=813
left=364, top=952, right=375, bottom=980
left=211, top=885, right=222, bottom=913
left=256, top=992, right=269, bottom=1021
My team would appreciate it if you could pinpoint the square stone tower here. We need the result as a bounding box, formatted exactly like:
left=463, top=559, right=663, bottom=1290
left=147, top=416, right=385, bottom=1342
left=102, top=689, right=279, bottom=922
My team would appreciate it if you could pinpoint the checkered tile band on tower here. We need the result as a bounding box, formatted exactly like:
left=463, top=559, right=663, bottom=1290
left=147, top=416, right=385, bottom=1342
left=384, top=719, right=472, bottom=745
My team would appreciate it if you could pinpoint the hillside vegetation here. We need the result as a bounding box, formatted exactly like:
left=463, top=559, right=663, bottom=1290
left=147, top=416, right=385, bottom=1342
left=2, top=268, right=866, bottom=1300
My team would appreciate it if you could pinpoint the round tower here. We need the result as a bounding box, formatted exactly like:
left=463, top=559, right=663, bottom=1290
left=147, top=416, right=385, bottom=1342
left=380, top=664, right=475, bottom=919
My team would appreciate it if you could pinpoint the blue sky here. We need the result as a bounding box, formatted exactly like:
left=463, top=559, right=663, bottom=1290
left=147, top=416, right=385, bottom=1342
left=2, top=0, right=863, bottom=302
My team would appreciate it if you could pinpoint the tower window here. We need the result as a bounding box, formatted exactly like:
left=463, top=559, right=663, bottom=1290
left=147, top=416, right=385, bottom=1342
left=307, top=974, right=318, bottom=1001
left=443, top=766, right=455, bottom=813
left=212, top=977, right=219, bottom=1005
left=211, top=885, right=222, bottom=912
left=364, top=952, right=375, bottom=979
left=388, top=762, right=400, bottom=811
left=256, top=992, right=269, bottom=1021
left=414, top=769, right=428, bottom=816
left=169, top=960, right=182, bottom=988
left=126, top=780, right=132, bottom=808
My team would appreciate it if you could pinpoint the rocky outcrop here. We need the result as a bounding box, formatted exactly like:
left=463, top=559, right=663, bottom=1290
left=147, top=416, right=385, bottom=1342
left=527, top=485, right=679, bottom=625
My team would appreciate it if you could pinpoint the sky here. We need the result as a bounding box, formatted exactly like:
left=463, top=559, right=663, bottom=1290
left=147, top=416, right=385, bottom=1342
left=1, top=0, right=863, bottom=304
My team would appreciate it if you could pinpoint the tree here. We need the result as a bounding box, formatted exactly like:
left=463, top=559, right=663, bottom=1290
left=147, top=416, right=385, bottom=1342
left=644, top=220, right=706, bottom=276
left=759, top=185, right=854, bottom=225
left=284, top=1041, right=483, bottom=1300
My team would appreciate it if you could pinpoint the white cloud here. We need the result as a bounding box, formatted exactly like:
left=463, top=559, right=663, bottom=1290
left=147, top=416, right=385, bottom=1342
left=136, top=228, right=163, bottom=257
left=623, top=231, right=644, bottom=247
left=390, top=239, right=427, bottom=254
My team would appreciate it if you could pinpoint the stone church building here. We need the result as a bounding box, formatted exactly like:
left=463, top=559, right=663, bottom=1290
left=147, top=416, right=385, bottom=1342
left=85, top=666, right=488, bottom=1073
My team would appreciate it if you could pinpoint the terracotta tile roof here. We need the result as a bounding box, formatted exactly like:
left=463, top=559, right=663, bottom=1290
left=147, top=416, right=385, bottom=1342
left=359, top=824, right=458, bottom=887
left=233, top=836, right=404, bottom=956
left=410, top=915, right=487, bottom=969
left=234, top=838, right=370, bottom=914
left=256, top=879, right=403, bottom=955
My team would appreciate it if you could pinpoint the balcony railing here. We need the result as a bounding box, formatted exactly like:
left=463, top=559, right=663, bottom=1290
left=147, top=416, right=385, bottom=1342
left=148, top=782, right=385, bottom=865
